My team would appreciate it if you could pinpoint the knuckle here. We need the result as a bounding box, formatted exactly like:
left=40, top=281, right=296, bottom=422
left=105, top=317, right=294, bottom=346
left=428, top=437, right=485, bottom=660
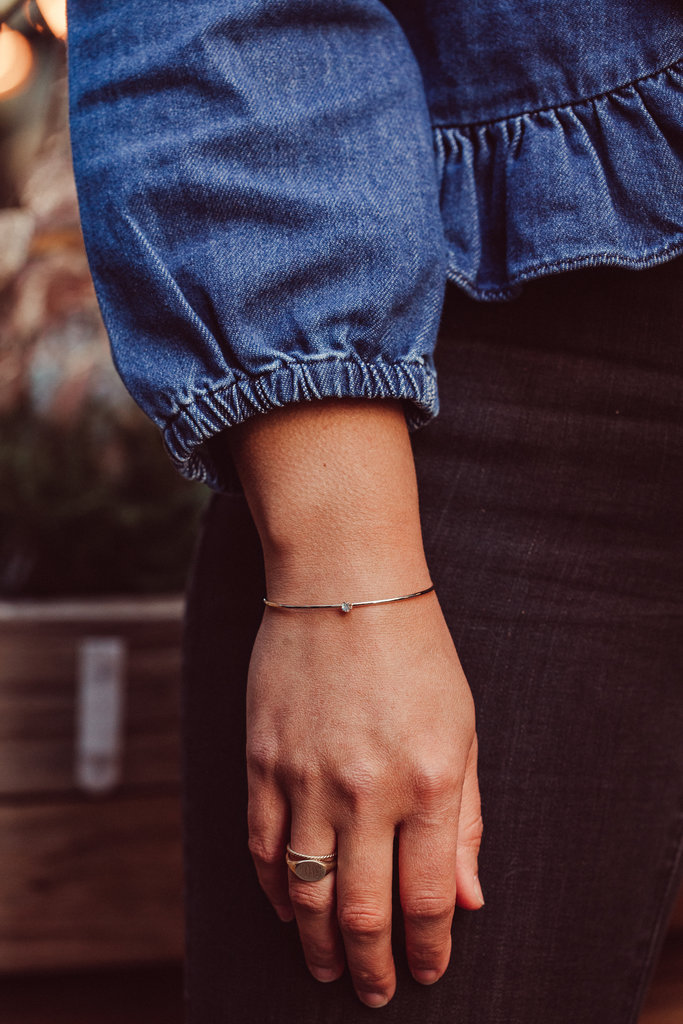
left=305, top=940, right=338, bottom=968
left=289, top=883, right=333, bottom=916
left=338, top=903, right=390, bottom=939
left=334, top=760, right=388, bottom=808
left=351, top=964, right=395, bottom=991
left=403, top=892, right=453, bottom=925
left=247, top=834, right=282, bottom=866
left=409, top=944, right=447, bottom=972
left=246, top=740, right=279, bottom=777
left=413, top=762, right=458, bottom=803
left=459, top=812, right=484, bottom=849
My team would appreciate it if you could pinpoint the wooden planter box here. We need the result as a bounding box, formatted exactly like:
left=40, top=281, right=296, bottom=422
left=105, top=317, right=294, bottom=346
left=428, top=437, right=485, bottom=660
left=0, top=597, right=185, bottom=973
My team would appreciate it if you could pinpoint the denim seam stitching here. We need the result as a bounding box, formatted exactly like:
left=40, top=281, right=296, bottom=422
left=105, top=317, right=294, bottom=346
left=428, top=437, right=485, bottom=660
left=433, top=56, right=683, bottom=132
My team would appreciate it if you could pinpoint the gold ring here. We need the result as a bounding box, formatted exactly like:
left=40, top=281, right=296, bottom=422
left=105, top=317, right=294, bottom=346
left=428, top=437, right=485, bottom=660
left=286, top=842, right=337, bottom=882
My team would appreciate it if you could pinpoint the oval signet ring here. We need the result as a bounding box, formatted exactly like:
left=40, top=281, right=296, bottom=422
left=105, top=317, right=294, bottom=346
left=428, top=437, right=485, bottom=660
left=285, top=843, right=337, bottom=882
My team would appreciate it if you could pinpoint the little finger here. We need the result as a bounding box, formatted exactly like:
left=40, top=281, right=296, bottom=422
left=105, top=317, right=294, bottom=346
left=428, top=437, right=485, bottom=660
left=455, top=734, right=485, bottom=910
left=399, top=804, right=459, bottom=985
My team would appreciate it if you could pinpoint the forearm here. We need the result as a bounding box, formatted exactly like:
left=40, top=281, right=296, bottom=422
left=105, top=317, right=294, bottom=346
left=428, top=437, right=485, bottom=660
left=227, top=398, right=431, bottom=601
left=228, top=396, right=483, bottom=1006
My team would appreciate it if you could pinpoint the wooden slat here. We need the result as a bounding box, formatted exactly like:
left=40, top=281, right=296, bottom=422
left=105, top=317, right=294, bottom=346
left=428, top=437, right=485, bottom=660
left=0, top=614, right=183, bottom=796
left=0, top=596, right=185, bottom=622
left=0, top=734, right=181, bottom=795
left=0, top=795, right=183, bottom=972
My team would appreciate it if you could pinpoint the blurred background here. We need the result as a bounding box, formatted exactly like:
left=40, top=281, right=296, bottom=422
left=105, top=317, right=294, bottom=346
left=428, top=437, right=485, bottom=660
left=0, top=1, right=208, bottom=1019
left=0, top=2, right=679, bottom=1022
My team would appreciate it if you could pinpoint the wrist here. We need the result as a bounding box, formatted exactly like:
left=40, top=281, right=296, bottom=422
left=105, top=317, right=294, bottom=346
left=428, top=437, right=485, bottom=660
left=228, top=398, right=431, bottom=601
left=263, top=532, right=431, bottom=607
left=258, top=458, right=431, bottom=604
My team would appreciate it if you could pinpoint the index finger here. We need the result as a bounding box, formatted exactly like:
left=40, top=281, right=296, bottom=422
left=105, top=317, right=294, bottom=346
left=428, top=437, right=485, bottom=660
left=336, top=826, right=396, bottom=1008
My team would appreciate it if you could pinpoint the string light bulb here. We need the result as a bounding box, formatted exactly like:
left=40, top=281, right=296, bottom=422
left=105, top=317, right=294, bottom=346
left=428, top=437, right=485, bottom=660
left=36, top=0, right=67, bottom=40
left=0, top=23, right=34, bottom=100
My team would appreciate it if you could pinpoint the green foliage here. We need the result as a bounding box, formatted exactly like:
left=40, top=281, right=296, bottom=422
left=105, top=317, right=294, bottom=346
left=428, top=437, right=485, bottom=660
left=0, top=401, right=210, bottom=596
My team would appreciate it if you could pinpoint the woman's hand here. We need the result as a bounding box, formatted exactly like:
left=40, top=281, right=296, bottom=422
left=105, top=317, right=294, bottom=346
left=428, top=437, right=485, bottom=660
left=246, top=592, right=483, bottom=1008
left=228, top=397, right=485, bottom=1008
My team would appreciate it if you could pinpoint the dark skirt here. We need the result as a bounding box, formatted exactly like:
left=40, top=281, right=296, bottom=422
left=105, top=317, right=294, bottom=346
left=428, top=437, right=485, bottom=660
left=181, top=258, right=683, bottom=1023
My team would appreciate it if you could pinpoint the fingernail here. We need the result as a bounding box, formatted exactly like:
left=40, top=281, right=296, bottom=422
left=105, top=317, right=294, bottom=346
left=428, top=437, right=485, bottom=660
left=276, top=906, right=294, bottom=922
left=312, top=967, right=341, bottom=983
left=359, top=991, right=389, bottom=1008
left=413, top=969, right=440, bottom=985
left=474, top=874, right=485, bottom=907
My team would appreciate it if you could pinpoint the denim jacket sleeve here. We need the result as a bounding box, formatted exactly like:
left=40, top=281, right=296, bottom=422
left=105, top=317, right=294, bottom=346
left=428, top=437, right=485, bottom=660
left=67, top=0, right=448, bottom=492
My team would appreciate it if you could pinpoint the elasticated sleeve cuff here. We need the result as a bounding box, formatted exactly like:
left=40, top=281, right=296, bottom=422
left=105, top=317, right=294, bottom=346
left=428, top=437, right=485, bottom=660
left=165, top=353, right=439, bottom=492
left=68, top=0, right=448, bottom=492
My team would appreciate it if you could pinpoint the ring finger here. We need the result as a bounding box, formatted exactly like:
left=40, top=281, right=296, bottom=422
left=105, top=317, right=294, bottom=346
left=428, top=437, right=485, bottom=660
left=287, top=812, right=344, bottom=983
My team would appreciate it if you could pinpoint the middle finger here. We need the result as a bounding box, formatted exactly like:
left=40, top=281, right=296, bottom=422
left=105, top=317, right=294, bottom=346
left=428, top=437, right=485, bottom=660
left=337, top=825, right=396, bottom=1008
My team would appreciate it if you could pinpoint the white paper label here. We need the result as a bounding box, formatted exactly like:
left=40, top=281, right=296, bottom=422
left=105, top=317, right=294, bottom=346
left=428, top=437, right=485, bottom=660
left=75, top=637, right=127, bottom=794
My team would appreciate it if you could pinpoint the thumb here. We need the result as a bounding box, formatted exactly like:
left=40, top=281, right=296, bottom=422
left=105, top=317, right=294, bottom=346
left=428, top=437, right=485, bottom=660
left=455, top=733, right=485, bottom=910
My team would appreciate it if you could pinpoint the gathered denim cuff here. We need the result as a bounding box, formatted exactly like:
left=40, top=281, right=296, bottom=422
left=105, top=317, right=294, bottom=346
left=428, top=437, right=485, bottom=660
left=162, top=354, right=439, bottom=493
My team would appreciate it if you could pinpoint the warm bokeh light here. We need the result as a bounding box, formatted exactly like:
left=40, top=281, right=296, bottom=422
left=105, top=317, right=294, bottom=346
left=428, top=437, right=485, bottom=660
left=0, top=24, right=34, bottom=100
left=37, top=0, right=67, bottom=40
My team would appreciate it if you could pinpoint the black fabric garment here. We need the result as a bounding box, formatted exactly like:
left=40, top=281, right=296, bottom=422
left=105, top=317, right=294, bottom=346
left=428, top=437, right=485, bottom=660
left=181, top=258, right=683, bottom=1023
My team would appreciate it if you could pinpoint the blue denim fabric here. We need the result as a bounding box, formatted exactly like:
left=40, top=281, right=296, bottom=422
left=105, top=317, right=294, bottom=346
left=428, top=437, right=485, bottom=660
left=386, top=0, right=683, bottom=299
left=67, top=1, right=683, bottom=491
left=68, top=0, right=447, bottom=491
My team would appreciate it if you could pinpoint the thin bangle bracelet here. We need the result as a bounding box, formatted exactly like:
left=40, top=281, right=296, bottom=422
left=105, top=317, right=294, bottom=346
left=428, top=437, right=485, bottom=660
left=263, top=584, right=435, bottom=614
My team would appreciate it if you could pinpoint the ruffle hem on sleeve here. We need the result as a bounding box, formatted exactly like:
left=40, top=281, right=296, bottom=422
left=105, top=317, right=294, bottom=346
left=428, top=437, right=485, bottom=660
left=434, top=60, right=683, bottom=301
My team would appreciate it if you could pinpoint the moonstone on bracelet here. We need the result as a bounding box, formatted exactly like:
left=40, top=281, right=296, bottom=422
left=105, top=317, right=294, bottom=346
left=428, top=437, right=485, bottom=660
left=263, top=584, right=435, bottom=613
